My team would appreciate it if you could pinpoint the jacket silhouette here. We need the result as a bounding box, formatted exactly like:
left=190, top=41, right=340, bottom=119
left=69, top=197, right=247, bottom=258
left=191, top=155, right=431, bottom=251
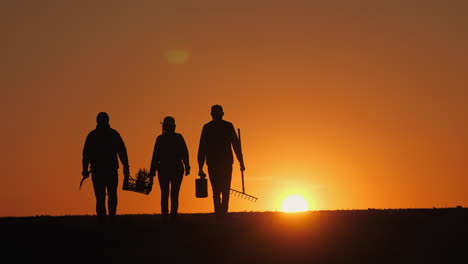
left=82, top=112, right=130, bottom=225
left=198, top=105, right=244, bottom=222
left=150, top=116, right=190, bottom=224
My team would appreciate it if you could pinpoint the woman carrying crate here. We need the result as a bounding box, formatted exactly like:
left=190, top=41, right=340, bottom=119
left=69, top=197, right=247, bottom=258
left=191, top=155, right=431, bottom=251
left=149, top=116, right=190, bottom=224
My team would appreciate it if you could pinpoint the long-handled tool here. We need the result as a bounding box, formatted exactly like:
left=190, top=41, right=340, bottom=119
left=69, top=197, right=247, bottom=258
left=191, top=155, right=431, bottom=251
left=230, top=128, right=258, bottom=202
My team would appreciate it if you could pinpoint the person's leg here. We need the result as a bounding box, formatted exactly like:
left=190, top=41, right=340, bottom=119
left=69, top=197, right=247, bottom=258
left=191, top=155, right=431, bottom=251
left=92, top=172, right=107, bottom=225
left=106, top=170, right=118, bottom=223
left=158, top=172, right=170, bottom=222
left=169, top=170, right=184, bottom=222
left=208, top=166, right=223, bottom=221
left=220, top=165, right=233, bottom=216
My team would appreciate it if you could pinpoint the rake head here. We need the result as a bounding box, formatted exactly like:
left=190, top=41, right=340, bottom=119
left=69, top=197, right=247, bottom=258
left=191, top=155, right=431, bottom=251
left=231, top=188, right=258, bottom=202
left=230, top=128, right=258, bottom=202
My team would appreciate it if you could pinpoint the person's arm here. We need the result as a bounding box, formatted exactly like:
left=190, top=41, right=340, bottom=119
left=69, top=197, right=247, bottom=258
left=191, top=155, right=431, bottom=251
left=149, top=136, right=160, bottom=177
left=231, top=125, right=245, bottom=171
left=197, top=126, right=207, bottom=178
left=116, top=132, right=130, bottom=177
left=180, top=134, right=190, bottom=176
left=82, top=135, right=91, bottom=178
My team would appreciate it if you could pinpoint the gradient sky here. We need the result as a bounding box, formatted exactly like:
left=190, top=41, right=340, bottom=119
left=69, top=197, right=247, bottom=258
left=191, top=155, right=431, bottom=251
left=1, top=0, right=467, bottom=217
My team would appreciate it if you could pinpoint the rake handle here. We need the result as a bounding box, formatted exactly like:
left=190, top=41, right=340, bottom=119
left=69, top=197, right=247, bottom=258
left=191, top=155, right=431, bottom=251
left=238, top=128, right=245, bottom=193
left=241, top=170, right=245, bottom=193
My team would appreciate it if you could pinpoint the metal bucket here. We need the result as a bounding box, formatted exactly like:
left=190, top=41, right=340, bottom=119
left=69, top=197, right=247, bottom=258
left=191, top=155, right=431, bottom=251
left=195, top=177, right=208, bottom=198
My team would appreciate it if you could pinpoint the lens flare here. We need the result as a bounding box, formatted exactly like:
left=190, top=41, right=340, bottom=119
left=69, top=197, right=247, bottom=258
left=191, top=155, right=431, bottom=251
left=165, top=49, right=189, bottom=64
left=281, top=195, right=309, bottom=212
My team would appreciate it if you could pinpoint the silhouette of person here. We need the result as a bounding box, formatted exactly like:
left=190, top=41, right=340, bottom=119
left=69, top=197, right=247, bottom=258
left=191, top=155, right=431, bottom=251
left=149, top=116, right=190, bottom=224
left=198, top=105, right=245, bottom=222
left=82, top=112, right=130, bottom=225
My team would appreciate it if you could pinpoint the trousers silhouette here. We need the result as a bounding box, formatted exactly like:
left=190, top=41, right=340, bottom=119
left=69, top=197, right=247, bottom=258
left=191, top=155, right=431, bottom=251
left=208, top=165, right=232, bottom=220
left=157, top=168, right=184, bottom=219
left=91, top=169, right=118, bottom=224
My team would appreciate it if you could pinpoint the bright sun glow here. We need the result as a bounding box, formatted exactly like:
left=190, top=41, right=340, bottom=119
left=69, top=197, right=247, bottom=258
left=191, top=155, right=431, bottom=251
left=281, top=195, right=309, bottom=213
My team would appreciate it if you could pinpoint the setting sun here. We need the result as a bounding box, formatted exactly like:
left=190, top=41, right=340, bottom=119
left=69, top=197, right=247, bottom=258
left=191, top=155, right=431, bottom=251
left=281, top=195, right=309, bottom=213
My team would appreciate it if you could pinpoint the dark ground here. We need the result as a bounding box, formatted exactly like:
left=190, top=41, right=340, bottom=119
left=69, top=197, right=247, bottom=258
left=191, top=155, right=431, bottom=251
left=1, top=209, right=466, bottom=263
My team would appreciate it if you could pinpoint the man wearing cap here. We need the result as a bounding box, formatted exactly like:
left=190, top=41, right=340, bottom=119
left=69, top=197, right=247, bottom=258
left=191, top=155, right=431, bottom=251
left=149, top=116, right=190, bottom=224
left=82, top=112, right=130, bottom=225
left=198, top=105, right=245, bottom=222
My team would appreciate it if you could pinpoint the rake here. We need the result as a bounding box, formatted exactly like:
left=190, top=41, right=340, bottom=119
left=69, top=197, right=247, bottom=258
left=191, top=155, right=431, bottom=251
left=230, top=128, right=258, bottom=202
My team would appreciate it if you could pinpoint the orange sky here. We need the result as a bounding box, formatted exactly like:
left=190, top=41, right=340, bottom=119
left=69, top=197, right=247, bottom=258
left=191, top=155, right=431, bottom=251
left=1, top=0, right=467, bottom=217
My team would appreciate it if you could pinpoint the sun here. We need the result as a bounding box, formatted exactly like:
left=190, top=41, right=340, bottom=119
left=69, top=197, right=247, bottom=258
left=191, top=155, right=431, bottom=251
left=281, top=195, right=309, bottom=213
